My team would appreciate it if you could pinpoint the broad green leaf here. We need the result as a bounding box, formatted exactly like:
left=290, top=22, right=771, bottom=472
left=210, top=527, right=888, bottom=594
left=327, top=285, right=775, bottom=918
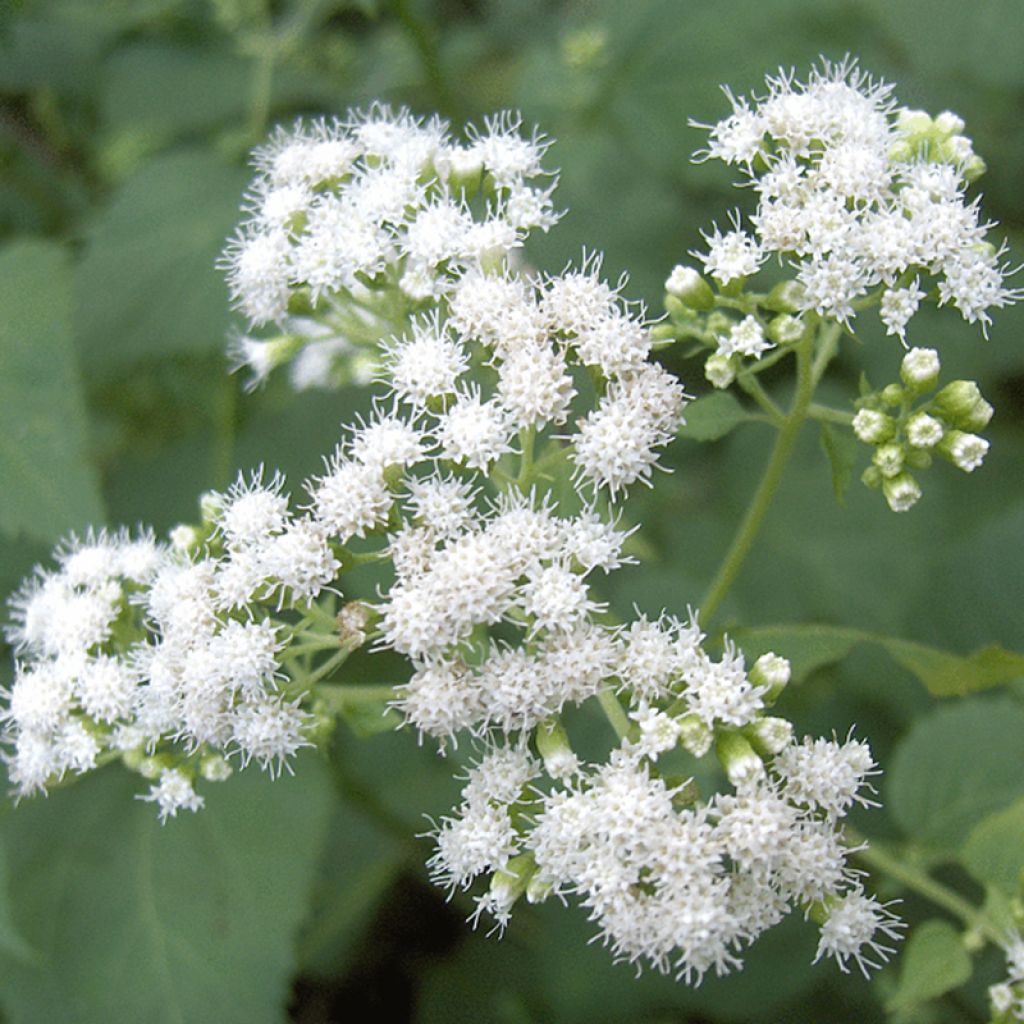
left=962, top=798, right=1024, bottom=899
left=886, top=919, right=972, bottom=1011
left=297, top=799, right=407, bottom=979
left=818, top=421, right=859, bottom=505
left=0, top=239, right=105, bottom=541
left=0, top=757, right=332, bottom=1024
left=678, top=392, right=753, bottom=442
left=888, top=697, right=1024, bottom=853
left=0, top=837, right=34, bottom=964
left=74, top=149, right=249, bottom=368
left=732, top=623, right=1024, bottom=697
left=881, top=638, right=1024, bottom=699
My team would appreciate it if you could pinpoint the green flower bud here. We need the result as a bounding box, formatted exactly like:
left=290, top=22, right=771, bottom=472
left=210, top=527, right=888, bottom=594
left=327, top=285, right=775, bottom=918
left=904, top=448, right=932, bottom=470
left=895, top=108, right=933, bottom=136
left=526, top=872, right=554, bottom=905
left=882, top=472, right=922, bottom=513
left=873, top=442, right=905, bottom=479
left=705, top=352, right=736, bottom=390
left=880, top=383, right=906, bottom=407
left=716, top=731, right=765, bottom=787
left=938, top=430, right=990, bottom=473
left=900, top=347, right=940, bottom=392
left=767, top=314, right=805, bottom=345
left=852, top=409, right=895, bottom=444
left=931, top=380, right=983, bottom=425
left=861, top=465, right=883, bottom=490
left=169, top=524, right=202, bottom=554
left=749, top=652, right=791, bottom=702
left=200, top=754, right=234, bottom=782
left=490, top=852, right=537, bottom=911
left=905, top=412, right=943, bottom=449
left=665, top=265, right=715, bottom=310
left=934, top=110, right=966, bottom=137
left=962, top=153, right=987, bottom=182
left=535, top=718, right=579, bottom=780
left=961, top=397, right=994, bottom=433
left=764, top=279, right=805, bottom=314
left=744, top=716, right=794, bottom=756
left=677, top=714, right=712, bottom=758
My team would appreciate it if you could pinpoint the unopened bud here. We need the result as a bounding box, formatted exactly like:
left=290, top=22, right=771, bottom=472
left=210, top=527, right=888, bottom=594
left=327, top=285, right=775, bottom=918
left=705, top=352, right=736, bottom=390
left=665, top=265, right=714, bottom=310
left=489, top=852, right=537, bottom=911
left=200, top=754, right=233, bottom=782
left=883, top=472, right=922, bottom=513
left=750, top=652, right=791, bottom=704
left=934, top=110, right=966, bottom=136
left=745, top=716, right=794, bottom=756
left=765, top=280, right=805, bottom=314
left=881, top=383, right=905, bottom=407
left=716, top=731, right=765, bottom=787
left=938, top=431, right=989, bottom=473
left=861, top=465, right=883, bottom=490
left=767, top=313, right=805, bottom=345
left=895, top=108, right=932, bottom=136
left=931, top=380, right=984, bottom=426
left=906, top=412, right=943, bottom=449
left=900, top=347, right=940, bottom=391
left=677, top=714, right=713, bottom=758
left=873, top=442, right=905, bottom=479
left=169, top=524, right=202, bottom=553
left=852, top=409, right=895, bottom=444
left=535, top=719, right=579, bottom=780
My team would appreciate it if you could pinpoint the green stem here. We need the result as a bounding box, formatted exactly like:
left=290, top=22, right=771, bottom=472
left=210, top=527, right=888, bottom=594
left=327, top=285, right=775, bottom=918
left=516, top=426, right=536, bottom=491
left=807, top=402, right=854, bottom=426
left=317, top=683, right=400, bottom=707
left=296, top=644, right=357, bottom=689
left=597, top=687, right=632, bottom=741
left=699, top=330, right=817, bottom=627
left=736, top=373, right=785, bottom=425
left=853, top=834, right=1004, bottom=946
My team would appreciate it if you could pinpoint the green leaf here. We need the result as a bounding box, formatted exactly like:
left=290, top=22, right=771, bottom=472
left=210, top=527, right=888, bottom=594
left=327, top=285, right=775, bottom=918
left=678, top=392, right=752, bottom=441
left=74, top=149, right=249, bottom=368
left=731, top=623, right=1024, bottom=697
left=886, top=919, right=972, bottom=1011
left=0, top=839, right=34, bottom=965
left=962, top=798, right=1024, bottom=899
left=0, top=757, right=333, bottom=1024
left=880, top=639, right=1024, bottom=699
left=818, top=421, right=859, bottom=504
left=297, top=799, right=407, bottom=979
left=0, top=239, right=105, bottom=541
left=888, top=697, right=1024, bottom=853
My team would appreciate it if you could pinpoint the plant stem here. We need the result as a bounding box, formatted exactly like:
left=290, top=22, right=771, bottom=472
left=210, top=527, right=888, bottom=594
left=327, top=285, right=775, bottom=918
left=807, top=402, right=854, bottom=426
left=317, top=683, right=400, bottom=707
left=853, top=834, right=1004, bottom=946
left=699, top=330, right=817, bottom=627
left=597, top=687, right=632, bottom=741
left=516, top=426, right=536, bottom=491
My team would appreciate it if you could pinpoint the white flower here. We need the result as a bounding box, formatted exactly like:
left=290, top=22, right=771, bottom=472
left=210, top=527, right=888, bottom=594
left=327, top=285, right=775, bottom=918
left=814, top=889, right=904, bottom=976
left=141, top=769, right=205, bottom=823
left=718, top=315, right=773, bottom=360
left=775, top=734, right=878, bottom=817
left=436, top=387, right=515, bottom=470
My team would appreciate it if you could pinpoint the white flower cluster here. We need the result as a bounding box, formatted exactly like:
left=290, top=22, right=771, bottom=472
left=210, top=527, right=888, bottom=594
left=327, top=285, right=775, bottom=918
left=222, top=106, right=560, bottom=389
left=990, top=934, right=1024, bottom=1022
left=693, top=57, right=1020, bottom=336
left=0, top=469, right=354, bottom=817
left=427, top=633, right=902, bottom=982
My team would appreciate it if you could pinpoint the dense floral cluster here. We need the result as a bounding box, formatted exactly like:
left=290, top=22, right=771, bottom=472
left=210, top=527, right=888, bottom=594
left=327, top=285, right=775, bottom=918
left=427, top=644, right=904, bottom=982
left=1, top=96, right=908, bottom=984
left=691, top=56, right=1019, bottom=337
left=222, top=106, right=560, bottom=391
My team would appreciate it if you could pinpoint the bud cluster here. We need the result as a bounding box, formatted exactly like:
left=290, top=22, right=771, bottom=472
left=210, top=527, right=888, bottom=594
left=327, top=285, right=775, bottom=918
left=854, top=347, right=993, bottom=512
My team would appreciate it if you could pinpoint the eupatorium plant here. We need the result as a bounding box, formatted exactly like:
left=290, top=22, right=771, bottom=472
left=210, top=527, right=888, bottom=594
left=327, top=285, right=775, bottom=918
left=2, top=57, right=1020, bottom=1005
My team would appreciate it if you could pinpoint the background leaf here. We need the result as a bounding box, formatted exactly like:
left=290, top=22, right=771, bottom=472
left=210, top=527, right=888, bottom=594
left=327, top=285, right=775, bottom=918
left=0, top=239, right=105, bottom=541
left=677, top=391, right=754, bottom=442
left=0, top=758, right=333, bottom=1024
left=886, top=919, right=972, bottom=1012
left=887, top=697, right=1024, bottom=855
left=962, top=798, right=1024, bottom=899
left=74, top=150, right=249, bottom=369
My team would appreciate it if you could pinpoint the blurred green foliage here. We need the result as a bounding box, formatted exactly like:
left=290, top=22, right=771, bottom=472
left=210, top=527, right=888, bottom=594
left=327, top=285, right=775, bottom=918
left=0, top=1, right=1022, bottom=1021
